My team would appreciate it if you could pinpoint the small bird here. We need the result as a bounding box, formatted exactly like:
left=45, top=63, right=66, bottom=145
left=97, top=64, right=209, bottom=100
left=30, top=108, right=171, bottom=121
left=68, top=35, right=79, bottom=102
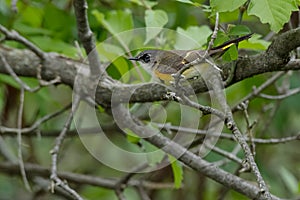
left=129, top=33, right=252, bottom=84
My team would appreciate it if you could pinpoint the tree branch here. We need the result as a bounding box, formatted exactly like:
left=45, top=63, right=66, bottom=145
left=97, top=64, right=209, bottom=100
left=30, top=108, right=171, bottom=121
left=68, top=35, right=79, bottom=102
left=0, top=24, right=45, bottom=59
left=50, top=95, right=81, bottom=199
left=0, top=28, right=300, bottom=106
left=73, top=0, right=104, bottom=77
left=0, top=161, right=176, bottom=190
left=112, top=103, right=280, bottom=200
left=230, top=28, right=300, bottom=84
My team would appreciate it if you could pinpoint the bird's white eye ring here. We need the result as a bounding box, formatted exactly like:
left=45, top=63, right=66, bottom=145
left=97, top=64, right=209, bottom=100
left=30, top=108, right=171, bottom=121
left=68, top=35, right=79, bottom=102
left=141, top=53, right=151, bottom=63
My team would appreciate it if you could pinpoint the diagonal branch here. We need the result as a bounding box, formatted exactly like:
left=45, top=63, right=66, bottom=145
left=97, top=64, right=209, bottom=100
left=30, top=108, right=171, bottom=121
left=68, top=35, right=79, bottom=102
left=0, top=24, right=45, bottom=59
left=50, top=95, right=81, bottom=199
left=112, top=103, right=280, bottom=200
left=225, top=111, right=271, bottom=199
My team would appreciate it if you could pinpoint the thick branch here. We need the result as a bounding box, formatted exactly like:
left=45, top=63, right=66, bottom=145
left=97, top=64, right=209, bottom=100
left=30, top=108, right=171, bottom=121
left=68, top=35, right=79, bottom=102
left=231, top=28, right=300, bottom=83
left=0, top=28, right=300, bottom=106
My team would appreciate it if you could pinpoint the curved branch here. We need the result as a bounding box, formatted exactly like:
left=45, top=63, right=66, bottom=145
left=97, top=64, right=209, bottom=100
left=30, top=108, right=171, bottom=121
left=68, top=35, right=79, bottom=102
left=0, top=28, right=300, bottom=106
left=231, top=28, right=300, bottom=83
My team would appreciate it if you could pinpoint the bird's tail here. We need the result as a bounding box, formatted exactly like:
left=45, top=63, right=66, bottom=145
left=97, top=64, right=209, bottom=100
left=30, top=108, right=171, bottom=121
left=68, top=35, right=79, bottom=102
left=209, top=33, right=253, bottom=56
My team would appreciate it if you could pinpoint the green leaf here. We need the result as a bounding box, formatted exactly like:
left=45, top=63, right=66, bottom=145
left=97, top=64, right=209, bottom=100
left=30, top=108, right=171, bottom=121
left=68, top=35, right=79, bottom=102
left=227, top=25, right=252, bottom=36
left=212, top=31, right=230, bottom=47
left=124, top=128, right=141, bottom=144
left=239, top=34, right=270, bottom=50
left=97, top=105, right=105, bottom=113
left=97, top=42, right=125, bottom=62
left=20, top=5, right=44, bottom=27
left=14, top=23, right=52, bottom=36
left=168, top=155, right=183, bottom=189
left=92, top=9, right=133, bottom=34
left=0, top=74, right=20, bottom=89
left=144, top=10, right=168, bottom=44
left=114, top=57, right=129, bottom=82
left=145, top=9, right=168, bottom=27
left=43, top=3, right=74, bottom=40
left=175, top=26, right=212, bottom=50
left=106, top=57, right=129, bottom=82
left=30, top=36, right=77, bottom=56
left=92, top=9, right=134, bottom=47
left=211, top=0, right=247, bottom=12
left=248, top=0, right=298, bottom=32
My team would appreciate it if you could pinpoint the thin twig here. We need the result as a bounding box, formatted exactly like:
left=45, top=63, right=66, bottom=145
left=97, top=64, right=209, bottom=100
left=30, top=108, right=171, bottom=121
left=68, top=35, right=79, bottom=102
left=0, top=25, right=62, bottom=86
left=186, top=11, right=221, bottom=71
left=0, top=161, right=176, bottom=190
left=258, top=87, right=300, bottom=100
left=17, top=87, right=31, bottom=191
left=3, top=123, right=299, bottom=145
left=135, top=185, right=151, bottom=200
left=205, top=143, right=243, bottom=165
left=74, top=40, right=84, bottom=60
left=0, top=24, right=45, bottom=59
left=172, top=12, right=221, bottom=85
left=1, top=50, right=60, bottom=90
left=197, top=71, right=286, bottom=140
left=232, top=72, right=285, bottom=112
left=213, top=144, right=242, bottom=167
left=207, top=12, right=219, bottom=52
left=115, top=188, right=127, bottom=200
left=50, top=95, right=82, bottom=200
left=225, top=111, right=271, bottom=199
left=179, top=94, right=225, bottom=119
left=0, top=103, right=72, bottom=134
left=155, top=123, right=300, bottom=144
left=33, top=177, right=78, bottom=200
left=240, top=101, right=257, bottom=155
left=0, top=25, right=65, bottom=86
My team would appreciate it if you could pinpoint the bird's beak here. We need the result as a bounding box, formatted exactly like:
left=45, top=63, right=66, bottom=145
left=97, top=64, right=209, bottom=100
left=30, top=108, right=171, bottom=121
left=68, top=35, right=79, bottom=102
left=129, top=57, right=138, bottom=61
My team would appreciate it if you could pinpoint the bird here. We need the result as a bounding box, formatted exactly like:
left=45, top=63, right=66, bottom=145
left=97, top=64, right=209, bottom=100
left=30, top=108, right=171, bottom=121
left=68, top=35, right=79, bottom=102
left=129, top=33, right=252, bottom=85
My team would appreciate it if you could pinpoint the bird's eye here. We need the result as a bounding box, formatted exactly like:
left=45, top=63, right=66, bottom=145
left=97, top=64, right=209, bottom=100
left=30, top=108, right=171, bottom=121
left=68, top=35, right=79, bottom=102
left=141, top=53, right=151, bottom=63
